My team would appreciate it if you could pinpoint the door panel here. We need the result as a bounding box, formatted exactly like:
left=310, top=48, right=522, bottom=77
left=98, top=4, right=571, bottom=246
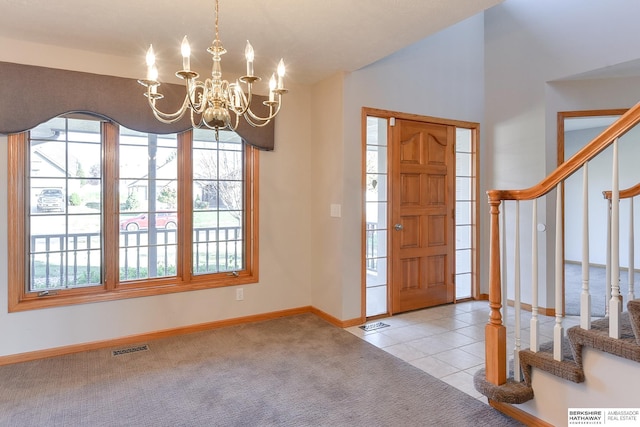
left=391, top=119, right=455, bottom=313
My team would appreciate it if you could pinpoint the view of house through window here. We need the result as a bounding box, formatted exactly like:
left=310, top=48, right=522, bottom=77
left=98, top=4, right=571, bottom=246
left=12, top=114, right=256, bottom=308
left=29, top=117, right=103, bottom=289
left=118, top=129, right=178, bottom=281
left=192, top=128, right=245, bottom=274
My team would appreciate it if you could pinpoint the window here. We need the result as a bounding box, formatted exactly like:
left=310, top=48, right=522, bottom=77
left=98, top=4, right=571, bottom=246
left=191, top=128, right=246, bottom=275
left=364, top=116, right=388, bottom=317
left=455, top=128, right=476, bottom=300
left=8, top=115, right=258, bottom=311
left=118, top=128, right=179, bottom=281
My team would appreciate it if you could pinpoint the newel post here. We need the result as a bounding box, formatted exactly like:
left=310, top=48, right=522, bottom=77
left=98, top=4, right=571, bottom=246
left=486, top=195, right=507, bottom=385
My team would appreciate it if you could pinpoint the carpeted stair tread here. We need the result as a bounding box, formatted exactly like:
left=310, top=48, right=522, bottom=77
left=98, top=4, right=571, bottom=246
left=519, top=336, right=584, bottom=386
left=628, top=299, right=640, bottom=345
left=567, top=310, right=640, bottom=366
left=473, top=368, right=533, bottom=404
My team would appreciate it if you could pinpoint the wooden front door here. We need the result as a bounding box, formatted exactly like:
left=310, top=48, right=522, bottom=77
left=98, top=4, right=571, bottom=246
left=390, top=119, right=455, bottom=314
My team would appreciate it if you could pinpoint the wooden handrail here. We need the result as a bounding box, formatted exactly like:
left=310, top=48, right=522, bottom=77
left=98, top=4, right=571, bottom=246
left=483, top=101, right=640, bottom=387
left=603, top=182, right=640, bottom=200
left=488, top=101, right=640, bottom=202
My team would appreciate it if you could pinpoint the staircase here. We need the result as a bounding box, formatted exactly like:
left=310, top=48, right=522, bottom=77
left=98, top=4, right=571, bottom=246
left=474, top=103, right=640, bottom=424
left=475, top=300, right=640, bottom=401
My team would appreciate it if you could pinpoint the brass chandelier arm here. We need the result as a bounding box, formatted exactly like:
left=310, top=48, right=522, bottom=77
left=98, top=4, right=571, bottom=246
left=229, top=83, right=252, bottom=117
left=244, top=98, right=282, bottom=125
left=185, top=79, right=209, bottom=114
left=228, top=79, right=280, bottom=127
left=189, top=107, right=202, bottom=129
left=229, top=111, right=241, bottom=131
left=146, top=86, right=192, bottom=124
left=242, top=112, right=277, bottom=128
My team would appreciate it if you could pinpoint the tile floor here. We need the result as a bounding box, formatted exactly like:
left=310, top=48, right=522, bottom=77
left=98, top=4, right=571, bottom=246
left=345, top=299, right=583, bottom=402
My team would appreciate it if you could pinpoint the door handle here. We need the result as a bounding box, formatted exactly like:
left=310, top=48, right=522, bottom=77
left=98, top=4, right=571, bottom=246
left=394, top=223, right=403, bottom=231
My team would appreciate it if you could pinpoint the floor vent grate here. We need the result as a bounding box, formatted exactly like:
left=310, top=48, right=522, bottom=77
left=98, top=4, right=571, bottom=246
left=112, top=344, right=150, bottom=357
left=359, top=322, right=390, bottom=332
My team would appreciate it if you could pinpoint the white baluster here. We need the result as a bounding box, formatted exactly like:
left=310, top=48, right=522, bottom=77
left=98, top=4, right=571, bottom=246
left=501, top=205, right=508, bottom=324
left=554, top=184, right=564, bottom=361
left=530, top=199, right=539, bottom=352
left=610, top=138, right=622, bottom=338
left=629, top=198, right=635, bottom=302
left=606, top=199, right=612, bottom=317
left=501, top=204, right=509, bottom=375
left=514, top=201, right=521, bottom=382
left=581, top=163, right=591, bottom=330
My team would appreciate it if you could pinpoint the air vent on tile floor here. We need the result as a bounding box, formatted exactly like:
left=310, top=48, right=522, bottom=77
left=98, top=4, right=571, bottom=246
left=359, top=322, right=390, bottom=332
left=112, top=344, right=150, bottom=357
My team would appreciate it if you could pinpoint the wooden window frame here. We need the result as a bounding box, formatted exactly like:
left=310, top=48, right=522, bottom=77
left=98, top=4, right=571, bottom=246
left=8, top=120, right=259, bottom=312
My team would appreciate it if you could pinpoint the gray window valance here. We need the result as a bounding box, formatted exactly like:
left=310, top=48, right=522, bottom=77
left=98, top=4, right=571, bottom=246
left=0, top=61, right=274, bottom=150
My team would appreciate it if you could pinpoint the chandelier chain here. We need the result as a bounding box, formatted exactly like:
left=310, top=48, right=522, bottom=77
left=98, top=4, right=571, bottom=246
left=214, top=0, right=219, bottom=44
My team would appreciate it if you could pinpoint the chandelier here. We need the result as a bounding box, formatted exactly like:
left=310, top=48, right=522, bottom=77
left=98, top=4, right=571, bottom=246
left=138, top=0, right=287, bottom=135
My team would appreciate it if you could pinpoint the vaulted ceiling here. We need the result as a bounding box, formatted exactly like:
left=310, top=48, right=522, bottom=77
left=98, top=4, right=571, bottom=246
left=0, top=0, right=503, bottom=85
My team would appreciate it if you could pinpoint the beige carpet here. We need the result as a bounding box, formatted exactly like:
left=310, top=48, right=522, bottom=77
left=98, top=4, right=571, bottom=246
left=0, top=314, right=522, bottom=426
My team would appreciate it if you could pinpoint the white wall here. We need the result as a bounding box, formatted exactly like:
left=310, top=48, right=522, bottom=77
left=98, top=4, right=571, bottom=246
left=308, top=73, right=347, bottom=318
left=485, top=0, right=640, bottom=309
left=339, top=14, right=486, bottom=318
left=0, top=41, right=314, bottom=357
left=517, top=348, right=640, bottom=427
left=0, top=36, right=143, bottom=80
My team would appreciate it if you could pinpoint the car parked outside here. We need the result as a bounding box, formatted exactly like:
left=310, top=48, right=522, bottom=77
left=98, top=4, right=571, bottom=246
left=37, top=188, right=65, bottom=212
left=119, top=212, right=177, bottom=231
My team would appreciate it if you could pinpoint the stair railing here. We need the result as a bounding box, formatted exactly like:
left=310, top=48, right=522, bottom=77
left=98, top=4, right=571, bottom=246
left=484, top=102, right=640, bottom=386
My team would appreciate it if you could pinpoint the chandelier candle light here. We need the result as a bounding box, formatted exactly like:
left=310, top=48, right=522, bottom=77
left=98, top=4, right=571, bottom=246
left=138, top=0, right=287, bottom=136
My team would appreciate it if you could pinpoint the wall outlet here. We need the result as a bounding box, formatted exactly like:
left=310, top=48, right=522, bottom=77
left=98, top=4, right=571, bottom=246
left=236, top=288, right=244, bottom=301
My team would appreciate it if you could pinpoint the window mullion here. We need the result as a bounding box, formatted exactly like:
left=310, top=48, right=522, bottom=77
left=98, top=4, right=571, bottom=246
left=178, top=130, right=193, bottom=281
left=102, top=121, right=119, bottom=290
